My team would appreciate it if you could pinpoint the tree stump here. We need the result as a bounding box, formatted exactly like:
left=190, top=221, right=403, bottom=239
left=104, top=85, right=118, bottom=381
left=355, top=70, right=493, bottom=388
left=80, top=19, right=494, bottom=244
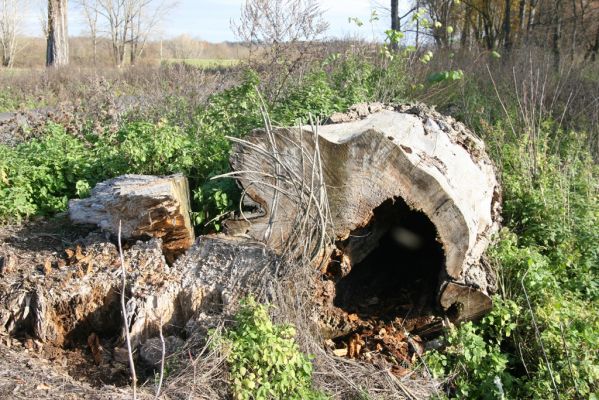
left=68, top=174, right=195, bottom=262
left=224, top=103, right=501, bottom=328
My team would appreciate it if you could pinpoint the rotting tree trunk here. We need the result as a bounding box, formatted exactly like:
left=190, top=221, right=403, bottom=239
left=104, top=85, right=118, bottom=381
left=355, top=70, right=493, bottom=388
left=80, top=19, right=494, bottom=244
left=224, top=103, right=501, bottom=328
left=46, top=0, right=69, bottom=67
left=68, top=174, right=195, bottom=263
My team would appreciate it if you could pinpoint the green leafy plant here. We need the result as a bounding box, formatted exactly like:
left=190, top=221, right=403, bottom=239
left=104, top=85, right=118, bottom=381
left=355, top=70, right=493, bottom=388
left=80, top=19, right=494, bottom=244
left=427, top=297, right=519, bottom=399
left=216, top=297, right=327, bottom=400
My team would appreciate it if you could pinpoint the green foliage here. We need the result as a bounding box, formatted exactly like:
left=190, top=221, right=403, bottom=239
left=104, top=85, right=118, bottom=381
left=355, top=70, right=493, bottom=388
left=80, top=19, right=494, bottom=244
left=426, top=69, right=464, bottom=84
left=0, top=88, right=42, bottom=112
left=194, top=70, right=263, bottom=139
left=0, top=123, right=96, bottom=221
left=217, top=297, right=327, bottom=400
left=191, top=178, right=238, bottom=231
left=0, top=120, right=237, bottom=230
left=489, top=231, right=599, bottom=399
left=428, top=111, right=598, bottom=398
left=427, top=297, right=519, bottom=399
left=273, top=71, right=345, bottom=123
left=498, top=125, right=599, bottom=300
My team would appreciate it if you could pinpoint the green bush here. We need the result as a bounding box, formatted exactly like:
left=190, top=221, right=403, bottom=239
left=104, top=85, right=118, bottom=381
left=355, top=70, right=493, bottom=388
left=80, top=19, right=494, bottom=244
left=427, top=299, right=518, bottom=399
left=0, top=123, right=95, bottom=221
left=218, top=297, right=327, bottom=400
left=427, top=113, right=598, bottom=398
left=0, top=121, right=236, bottom=229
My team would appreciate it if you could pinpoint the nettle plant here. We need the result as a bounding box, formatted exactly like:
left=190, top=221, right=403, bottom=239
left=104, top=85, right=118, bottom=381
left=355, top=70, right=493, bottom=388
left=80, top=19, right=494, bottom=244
left=217, top=297, right=327, bottom=400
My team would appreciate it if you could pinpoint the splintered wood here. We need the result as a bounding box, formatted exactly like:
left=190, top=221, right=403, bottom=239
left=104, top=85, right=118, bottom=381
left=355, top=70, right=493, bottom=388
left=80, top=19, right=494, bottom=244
left=69, top=174, right=195, bottom=262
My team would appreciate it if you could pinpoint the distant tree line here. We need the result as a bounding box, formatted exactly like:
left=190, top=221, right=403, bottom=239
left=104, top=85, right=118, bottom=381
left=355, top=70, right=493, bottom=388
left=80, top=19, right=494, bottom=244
left=389, top=0, right=599, bottom=64
left=2, top=0, right=599, bottom=68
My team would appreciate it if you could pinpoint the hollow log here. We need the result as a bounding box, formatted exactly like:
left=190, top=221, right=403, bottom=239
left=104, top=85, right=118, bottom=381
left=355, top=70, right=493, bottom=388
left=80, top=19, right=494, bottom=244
left=224, top=103, right=501, bottom=324
left=68, top=174, right=195, bottom=262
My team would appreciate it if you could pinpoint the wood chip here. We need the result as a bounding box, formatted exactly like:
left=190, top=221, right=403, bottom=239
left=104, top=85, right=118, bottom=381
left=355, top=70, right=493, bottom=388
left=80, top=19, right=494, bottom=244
left=64, top=248, right=75, bottom=260
left=75, top=244, right=85, bottom=261
left=348, top=333, right=364, bottom=358
left=43, top=259, right=52, bottom=276
left=332, top=348, right=348, bottom=357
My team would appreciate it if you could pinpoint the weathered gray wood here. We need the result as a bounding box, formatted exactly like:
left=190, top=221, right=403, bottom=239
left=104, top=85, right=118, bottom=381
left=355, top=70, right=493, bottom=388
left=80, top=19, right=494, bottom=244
left=68, top=174, right=195, bottom=262
left=225, top=103, right=501, bottom=323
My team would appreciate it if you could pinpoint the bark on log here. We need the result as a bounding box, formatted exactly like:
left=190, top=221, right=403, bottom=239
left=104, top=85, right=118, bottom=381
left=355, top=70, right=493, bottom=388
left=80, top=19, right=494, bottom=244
left=68, top=174, right=195, bottom=262
left=224, top=103, right=501, bottom=323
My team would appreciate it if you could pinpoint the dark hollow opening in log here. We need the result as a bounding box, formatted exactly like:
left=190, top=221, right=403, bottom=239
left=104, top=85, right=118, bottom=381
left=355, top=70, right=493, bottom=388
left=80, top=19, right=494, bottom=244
left=333, top=197, right=444, bottom=326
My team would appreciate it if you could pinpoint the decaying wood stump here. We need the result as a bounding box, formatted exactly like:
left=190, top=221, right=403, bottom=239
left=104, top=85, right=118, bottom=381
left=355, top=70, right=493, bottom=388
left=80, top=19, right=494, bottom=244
left=224, top=103, right=501, bottom=325
left=69, top=174, right=195, bottom=262
left=0, top=103, right=501, bottom=397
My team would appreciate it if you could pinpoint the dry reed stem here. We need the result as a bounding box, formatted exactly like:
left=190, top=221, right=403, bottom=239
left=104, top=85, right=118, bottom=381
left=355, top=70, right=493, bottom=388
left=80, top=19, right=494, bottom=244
left=118, top=220, right=138, bottom=400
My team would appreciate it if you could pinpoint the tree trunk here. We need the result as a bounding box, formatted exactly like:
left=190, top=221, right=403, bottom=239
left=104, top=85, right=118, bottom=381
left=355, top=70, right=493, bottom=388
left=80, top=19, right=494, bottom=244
left=552, top=0, right=562, bottom=70
left=570, top=0, right=577, bottom=61
left=518, top=0, right=527, bottom=33
left=0, top=104, right=502, bottom=390
left=390, top=0, right=400, bottom=50
left=68, top=174, right=195, bottom=263
left=461, top=6, right=472, bottom=49
left=415, top=0, right=420, bottom=47
left=225, top=103, right=501, bottom=329
left=586, top=24, right=599, bottom=62
left=46, top=0, right=68, bottom=67
left=502, top=0, right=512, bottom=50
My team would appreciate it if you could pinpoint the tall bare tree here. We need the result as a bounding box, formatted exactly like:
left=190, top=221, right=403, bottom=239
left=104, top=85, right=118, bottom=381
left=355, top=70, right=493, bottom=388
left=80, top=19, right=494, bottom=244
left=47, top=0, right=69, bottom=66
left=233, top=0, right=329, bottom=101
left=0, top=0, right=24, bottom=67
left=76, top=0, right=99, bottom=65
left=80, top=0, right=175, bottom=66
left=233, top=0, right=328, bottom=61
left=166, top=34, right=204, bottom=59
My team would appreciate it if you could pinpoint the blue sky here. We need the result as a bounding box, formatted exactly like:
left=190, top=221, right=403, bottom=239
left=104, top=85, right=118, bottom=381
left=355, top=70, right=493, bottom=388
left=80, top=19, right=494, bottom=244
left=24, top=0, right=407, bottom=42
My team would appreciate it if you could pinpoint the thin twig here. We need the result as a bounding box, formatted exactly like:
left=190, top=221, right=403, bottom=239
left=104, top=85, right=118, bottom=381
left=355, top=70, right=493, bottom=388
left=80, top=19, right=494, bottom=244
left=155, top=317, right=166, bottom=399
left=118, top=220, right=137, bottom=400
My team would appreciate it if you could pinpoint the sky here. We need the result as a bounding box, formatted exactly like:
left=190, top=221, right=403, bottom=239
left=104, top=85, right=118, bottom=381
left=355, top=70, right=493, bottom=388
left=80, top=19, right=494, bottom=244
left=22, top=0, right=406, bottom=43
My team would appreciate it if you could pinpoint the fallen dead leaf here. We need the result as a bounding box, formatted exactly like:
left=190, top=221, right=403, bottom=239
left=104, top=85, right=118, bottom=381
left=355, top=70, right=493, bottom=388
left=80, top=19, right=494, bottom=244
left=391, top=365, right=411, bottom=378
left=43, top=259, right=52, bottom=276
left=36, top=383, right=51, bottom=390
left=0, top=254, right=16, bottom=274
left=75, top=244, right=84, bottom=261
left=408, top=335, right=424, bottom=356
left=348, top=313, right=359, bottom=322
left=85, top=261, right=94, bottom=275
left=332, top=348, right=348, bottom=357
left=24, top=338, right=34, bottom=350
left=64, top=248, right=75, bottom=260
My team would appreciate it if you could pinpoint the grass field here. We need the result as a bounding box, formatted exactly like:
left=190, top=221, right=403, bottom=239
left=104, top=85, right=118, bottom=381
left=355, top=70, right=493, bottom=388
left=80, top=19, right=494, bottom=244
left=162, top=58, right=241, bottom=68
